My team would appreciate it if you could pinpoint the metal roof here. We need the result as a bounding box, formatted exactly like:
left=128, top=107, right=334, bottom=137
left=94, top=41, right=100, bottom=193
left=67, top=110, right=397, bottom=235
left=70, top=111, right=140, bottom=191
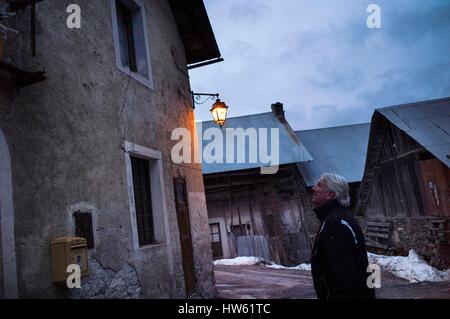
left=377, top=97, right=450, bottom=168
left=295, top=123, right=371, bottom=186
left=197, top=112, right=313, bottom=174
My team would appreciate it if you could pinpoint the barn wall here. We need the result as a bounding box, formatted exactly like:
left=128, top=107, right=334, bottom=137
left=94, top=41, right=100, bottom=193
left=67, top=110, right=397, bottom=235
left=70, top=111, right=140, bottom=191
left=365, top=122, right=426, bottom=218
left=204, top=165, right=313, bottom=265
left=361, top=120, right=450, bottom=268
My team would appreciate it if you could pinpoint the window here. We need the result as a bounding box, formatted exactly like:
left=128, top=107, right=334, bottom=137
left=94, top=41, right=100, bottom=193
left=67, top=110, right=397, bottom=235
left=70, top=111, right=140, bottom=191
left=210, top=223, right=221, bottom=243
left=116, top=1, right=137, bottom=72
left=111, top=0, right=153, bottom=88
left=131, top=157, right=155, bottom=245
left=73, top=211, right=95, bottom=249
left=124, top=142, right=168, bottom=250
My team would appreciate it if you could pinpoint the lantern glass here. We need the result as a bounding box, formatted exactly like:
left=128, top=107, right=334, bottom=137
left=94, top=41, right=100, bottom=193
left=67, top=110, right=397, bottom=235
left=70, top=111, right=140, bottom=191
left=210, top=99, right=228, bottom=127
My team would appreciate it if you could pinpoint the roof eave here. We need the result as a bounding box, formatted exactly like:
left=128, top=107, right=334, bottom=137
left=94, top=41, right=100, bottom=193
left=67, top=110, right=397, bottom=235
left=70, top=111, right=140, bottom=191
left=168, top=0, right=222, bottom=68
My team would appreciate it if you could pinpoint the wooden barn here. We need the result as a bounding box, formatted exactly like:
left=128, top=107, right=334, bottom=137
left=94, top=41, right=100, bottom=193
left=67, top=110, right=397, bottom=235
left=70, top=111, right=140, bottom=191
left=198, top=103, right=315, bottom=266
left=357, top=97, right=450, bottom=268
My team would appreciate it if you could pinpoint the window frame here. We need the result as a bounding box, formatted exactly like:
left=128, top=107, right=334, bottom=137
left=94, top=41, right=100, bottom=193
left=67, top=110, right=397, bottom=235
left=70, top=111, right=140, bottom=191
left=110, top=0, right=154, bottom=89
left=130, top=157, right=155, bottom=246
left=209, top=223, right=221, bottom=243
left=124, top=141, right=168, bottom=250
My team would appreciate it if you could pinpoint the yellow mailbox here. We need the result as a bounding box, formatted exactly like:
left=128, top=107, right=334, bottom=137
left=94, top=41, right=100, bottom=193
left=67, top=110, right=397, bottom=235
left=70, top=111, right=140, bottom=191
left=50, top=237, right=89, bottom=284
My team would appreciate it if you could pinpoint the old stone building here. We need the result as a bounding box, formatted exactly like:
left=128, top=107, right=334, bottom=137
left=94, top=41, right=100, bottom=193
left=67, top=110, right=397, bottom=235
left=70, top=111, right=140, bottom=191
left=0, top=0, right=221, bottom=298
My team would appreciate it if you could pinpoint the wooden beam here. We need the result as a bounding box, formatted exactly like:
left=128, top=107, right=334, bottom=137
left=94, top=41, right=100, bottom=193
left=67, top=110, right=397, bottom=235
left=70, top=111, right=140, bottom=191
left=246, top=184, right=257, bottom=235
left=227, top=175, right=233, bottom=231
left=377, top=147, right=426, bottom=166
left=236, top=203, right=243, bottom=235
left=357, top=120, right=388, bottom=216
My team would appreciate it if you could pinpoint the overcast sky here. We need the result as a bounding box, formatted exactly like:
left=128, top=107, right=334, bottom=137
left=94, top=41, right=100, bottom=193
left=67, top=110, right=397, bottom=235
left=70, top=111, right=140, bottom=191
left=189, top=0, right=450, bottom=130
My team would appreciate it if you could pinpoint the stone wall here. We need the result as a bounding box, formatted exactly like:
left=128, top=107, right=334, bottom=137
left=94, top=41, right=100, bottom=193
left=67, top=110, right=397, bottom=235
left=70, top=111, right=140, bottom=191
left=359, top=217, right=450, bottom=268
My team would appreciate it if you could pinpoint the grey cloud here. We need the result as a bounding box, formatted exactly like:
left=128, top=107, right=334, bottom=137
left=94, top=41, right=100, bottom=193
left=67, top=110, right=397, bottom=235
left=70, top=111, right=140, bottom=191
left=225, top=40, right=259, bottom=59
left=309, top=67, right=366, bottom=91
left=286, top=103, right=372, bottom=131
left=358, top=63, right=450, bottom=108
left=227, top=3, right=271, bottom=22
left=383, top=1, right=450, bottom=46
left=191, top=1, right=450, bottom=131
left=320, top=1, right=450, bottom=52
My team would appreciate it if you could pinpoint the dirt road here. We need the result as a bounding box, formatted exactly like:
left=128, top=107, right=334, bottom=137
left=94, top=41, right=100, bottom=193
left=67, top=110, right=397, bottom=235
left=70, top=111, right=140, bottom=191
left=213, top=264, right=450, bottom=299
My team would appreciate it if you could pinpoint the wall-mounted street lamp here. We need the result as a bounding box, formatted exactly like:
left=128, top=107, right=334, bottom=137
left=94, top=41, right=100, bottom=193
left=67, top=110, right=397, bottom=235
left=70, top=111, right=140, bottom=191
left=191, top=91, right=229, bottom=128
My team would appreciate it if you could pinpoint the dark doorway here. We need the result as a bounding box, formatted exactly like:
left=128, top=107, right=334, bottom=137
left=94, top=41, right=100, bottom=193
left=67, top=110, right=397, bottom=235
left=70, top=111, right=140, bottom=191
left=174, top=178, right=196, bottom=297
left=210, top=223, right=223, bottom=259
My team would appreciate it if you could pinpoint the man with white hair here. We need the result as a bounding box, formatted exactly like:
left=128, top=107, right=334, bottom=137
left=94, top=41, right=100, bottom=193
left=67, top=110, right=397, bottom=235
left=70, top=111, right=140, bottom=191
left=310, top=173, right=375, bottom=299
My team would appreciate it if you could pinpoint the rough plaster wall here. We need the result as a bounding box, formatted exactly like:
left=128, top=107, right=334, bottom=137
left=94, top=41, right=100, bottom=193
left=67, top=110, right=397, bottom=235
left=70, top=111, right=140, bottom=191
left=187, top=191, right=216, bottom=298
left=0, top=0, right=213, bottom=298
left=0, top=225, right=2, bottom=299
left=0, top=130, right=4, bottom=299
left=72, top=256, right=142, bottom=299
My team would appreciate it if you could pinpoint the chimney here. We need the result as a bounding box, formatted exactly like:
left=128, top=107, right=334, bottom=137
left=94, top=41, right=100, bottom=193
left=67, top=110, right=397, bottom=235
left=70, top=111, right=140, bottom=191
left=271, top=102, right=285, bottom=120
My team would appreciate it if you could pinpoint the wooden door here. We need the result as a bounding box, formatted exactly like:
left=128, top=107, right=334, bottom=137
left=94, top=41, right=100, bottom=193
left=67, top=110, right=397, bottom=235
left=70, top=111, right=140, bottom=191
left=174, top=178, right=196, bottom=297
left=209, top=223, right=223, bottom=259
left=419, top=159, right=450, bottom=217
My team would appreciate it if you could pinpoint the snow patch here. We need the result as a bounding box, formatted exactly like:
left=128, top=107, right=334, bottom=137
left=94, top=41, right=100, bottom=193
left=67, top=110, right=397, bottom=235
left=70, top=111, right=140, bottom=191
left=214, top=256, right=266, bottom=266
left=214, top=256, right=312, bottom=271
left=368, top=249, right=450, bottom=283
left=266, top=262, right=311, bottom=271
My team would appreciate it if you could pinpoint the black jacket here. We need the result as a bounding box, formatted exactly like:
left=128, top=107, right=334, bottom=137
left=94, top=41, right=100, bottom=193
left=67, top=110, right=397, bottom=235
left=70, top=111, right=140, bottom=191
left=311, top=199, right=375, bottom=299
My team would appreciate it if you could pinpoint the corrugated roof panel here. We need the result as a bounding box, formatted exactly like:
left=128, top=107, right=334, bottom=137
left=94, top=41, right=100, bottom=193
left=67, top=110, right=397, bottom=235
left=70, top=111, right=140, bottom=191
left=377, top=97, right=450, bottom=167
left=197, top=112, right=313, bottom=174
left=295, top=123, right=370, bottom=186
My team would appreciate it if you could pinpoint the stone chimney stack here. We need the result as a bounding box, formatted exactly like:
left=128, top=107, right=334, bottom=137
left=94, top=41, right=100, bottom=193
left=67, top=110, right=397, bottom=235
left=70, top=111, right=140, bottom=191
left=271, top=102, right=285, bottom=120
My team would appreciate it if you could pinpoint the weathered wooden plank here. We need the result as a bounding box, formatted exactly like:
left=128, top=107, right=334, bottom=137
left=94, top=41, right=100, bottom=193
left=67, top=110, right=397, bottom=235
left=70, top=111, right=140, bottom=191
left=366, top=231, right=390, bottom=239
left=367, top=221, right=391, bottom=227
left=366, top=238, right=389, bottom=249
left=367, top=227, right=391, bottom=234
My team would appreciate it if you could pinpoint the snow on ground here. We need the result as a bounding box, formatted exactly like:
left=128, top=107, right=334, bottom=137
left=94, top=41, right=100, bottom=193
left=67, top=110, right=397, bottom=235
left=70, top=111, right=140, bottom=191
left=266, top=262, right=312, bottom=271
left=368, top=249, right=450, bottom=283
left=213, top=256, right=266, bottom=266
left=213, top=256, right=312, bottom=270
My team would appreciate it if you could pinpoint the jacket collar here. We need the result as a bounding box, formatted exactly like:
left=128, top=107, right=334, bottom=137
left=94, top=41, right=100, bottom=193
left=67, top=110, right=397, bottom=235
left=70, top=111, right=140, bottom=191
left=313, top=198, right=341, bottom=222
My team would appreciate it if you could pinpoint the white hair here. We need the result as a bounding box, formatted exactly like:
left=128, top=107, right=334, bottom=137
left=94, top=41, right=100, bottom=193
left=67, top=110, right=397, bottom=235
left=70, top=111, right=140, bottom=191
left=321, top=173, right=351, bottom=207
